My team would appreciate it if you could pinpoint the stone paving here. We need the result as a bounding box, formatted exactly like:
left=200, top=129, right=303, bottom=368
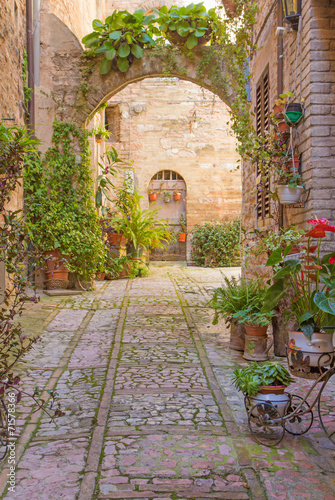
left=1, top=263, right=335, bottom=499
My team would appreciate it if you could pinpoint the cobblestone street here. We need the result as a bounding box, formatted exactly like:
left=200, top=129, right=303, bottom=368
left=1, top=263, right=335, bottom=499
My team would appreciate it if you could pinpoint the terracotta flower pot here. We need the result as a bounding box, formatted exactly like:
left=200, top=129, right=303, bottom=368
left=108, top=233, right=127, bottom=246
left=244, top=324, right=268, bottom=337
left=95, top=134, right=103, bottom=143
left=278, top=120, right=290, bottom=134
left=149, top=193, right=157, bottom=201
left=259, top=385, right=286, bottom=395
left=44, top=250, right=67, bottom=272
left=46, top=269, right=69, bottom=281
left=287, top=155, right=300, bottom=174
left=273, top=103, right=285, bottom=115
left=173, top=193, right=181, bottom=201
left=178, top=233, right=186, bottom=242
left=96, top=272, right=105, bottom=281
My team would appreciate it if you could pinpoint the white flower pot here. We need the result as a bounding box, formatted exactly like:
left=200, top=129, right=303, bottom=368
left=249, top=391, right=290, bottom=417
left=276, top=185, right=303, bottom=204
left=288, top=330, right=334, bottom=368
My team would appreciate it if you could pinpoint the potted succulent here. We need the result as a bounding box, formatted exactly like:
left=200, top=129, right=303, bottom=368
left=262, top=217, right=335, bottom=375
left=178, top=214, right=187, bottom=242
left=232, top=362, right=293, bottom=416
left=153, top=3, right=218, bottom=49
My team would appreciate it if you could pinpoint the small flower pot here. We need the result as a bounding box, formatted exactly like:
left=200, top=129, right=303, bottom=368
left=276, top=185, right=303, bottom=204
left=173, top=193, right=182, bottom=201
left=278, top=120, right=290, bottom=134
left=178, top=233, right=186, bottom=242
left=244, top=324, right=268, bottom=337
left=95, top=134, right=103, bottom=143
left=108, top=233, right=127, bottom=246
left=149, top=193, right=157, bottom=201
left=96, top=272, right=106, bottom=281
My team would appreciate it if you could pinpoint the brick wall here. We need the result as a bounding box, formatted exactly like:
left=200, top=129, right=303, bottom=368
left=244, top=0, right=335, bottom=253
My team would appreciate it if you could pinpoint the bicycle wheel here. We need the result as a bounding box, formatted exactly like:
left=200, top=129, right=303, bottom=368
left=318, top=378, right=335, bottom=445
left=285, top=395, right=314, bottom=436
left=248, top=402, right=285, bottom=446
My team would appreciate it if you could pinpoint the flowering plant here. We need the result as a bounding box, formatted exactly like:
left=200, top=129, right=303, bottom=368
left=262, top=217, right=335, bottom=339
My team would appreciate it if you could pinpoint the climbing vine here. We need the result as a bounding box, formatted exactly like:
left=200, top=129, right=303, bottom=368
left=24, top=121, right=105, bottom=280
left=81, top=1, right=258, bottom=159
left=22, top=48, right=32, bottom=117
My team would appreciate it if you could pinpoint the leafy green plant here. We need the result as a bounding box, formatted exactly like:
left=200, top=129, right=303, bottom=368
left=179, top=214, right=187, bottom=233
left=191, top=218, right=240, bottom=267
left=93, top=123, right=111, bottom=140
left=82, top=9, right=158, bottom=73
left=153, top=3, right=218, bottom=49
left=232, top=362, right=294, bottom=396
left=210, top=276, right=264, bottom=325
left=262, top=218, right=335, bottom=339
left=233, top=307, right=274, bottom=327
left=110, top=186, right=173, bottom=257
left=162, top=190, right=172, bottom=203
left=24, top=121, right=105, bottom=280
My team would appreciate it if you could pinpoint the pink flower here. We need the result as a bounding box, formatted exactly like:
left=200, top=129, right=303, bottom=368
left=329, top=257, right=335, bottom=264
left=307, top=218, right=329, bottom=225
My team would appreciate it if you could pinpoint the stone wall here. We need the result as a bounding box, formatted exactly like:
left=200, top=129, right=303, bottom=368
left=244, top=0, right=335, bottom=253
left=99, top=77, right=241, bottom=262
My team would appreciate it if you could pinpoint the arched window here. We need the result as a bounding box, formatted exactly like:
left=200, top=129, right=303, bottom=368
left=152, top=170, right=183, bottom=181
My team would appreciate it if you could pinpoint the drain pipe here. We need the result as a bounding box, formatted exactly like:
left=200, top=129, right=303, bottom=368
left=26, top=0, right=35, bottom=131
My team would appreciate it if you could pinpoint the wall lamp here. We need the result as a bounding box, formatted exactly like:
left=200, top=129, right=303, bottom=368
left=282, top=0, right=302, bottom=30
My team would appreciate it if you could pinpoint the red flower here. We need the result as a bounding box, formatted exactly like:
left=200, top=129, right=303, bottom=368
left=306, top=226, right=326, bottom=238
left=329, top=257, right=335, bottom=264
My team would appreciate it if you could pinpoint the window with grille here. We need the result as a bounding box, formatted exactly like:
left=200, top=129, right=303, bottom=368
left=256, top=70, right=270, bottom=223
left=152, top=170, right=183, bottom=181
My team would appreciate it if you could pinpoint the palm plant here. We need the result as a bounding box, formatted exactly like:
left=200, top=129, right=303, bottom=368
left=111, top=188, right=173, bottom=258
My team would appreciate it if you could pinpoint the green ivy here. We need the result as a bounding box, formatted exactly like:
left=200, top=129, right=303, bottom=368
left=191, top=218, right=241, bottom=267
left=22, top=48, right=33, bottom=117
left=24, top=121, right=105, bottom=280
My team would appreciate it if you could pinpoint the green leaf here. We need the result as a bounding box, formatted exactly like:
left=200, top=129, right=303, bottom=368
left=118, top=44, right=130, bottom=57
left=131, top=44, right=143, bottom=59
left=314, top=292, right=335, bottom=315
left=82, top=32, right=100, bottom=46
left=99, top=58, right=112, bottom=75
left=195, top=28, right=207, bottom=37
left=106, top=49, right=116, bottom=60
left=299, top=311, right=314, bottom=323
left=117, top=57, right=130, bottom=72
left=273, top=259, right=301, bottom=279
left=109, top=30, right=122, bottom=40
left=300, top=322, right=314, bottom=340
left=92, top=19, right=105, bottom=29
left=261, top=279, right=285, bottom=312
left=186, top=34, right=198, bottom=50
left=283, top=244, right=293, bottom=257
left=266, top=247, right=282, bottom=266
left=94, top=46, right=107, bottom=54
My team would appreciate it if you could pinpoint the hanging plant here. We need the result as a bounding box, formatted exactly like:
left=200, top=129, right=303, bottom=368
left=153, top=3, right=218, bottom=49
left=82, top=9, right=159, bottom=73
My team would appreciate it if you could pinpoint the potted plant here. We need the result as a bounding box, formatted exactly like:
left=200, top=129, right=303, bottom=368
left=94, top=124, right=111, bottom=143
left=148, top=188, right=157, bottom=201
left=275, top=168, right=304, bottom=205
left=262, top=217, right=335, bottom=375
left=232, top=362, right=293, bottom=416
left=173, top=190, right=182, bottom=201
left=82, top=9, right=158, bottom=74
left=178, top=214, right=187, bottom=242
left=210, top=277, right=264, bottom=351
left=162, top=190, right=172, bottom=203
left=153, top=3, right=218, bottom=49
left=233, top=307, right=275, bottom=337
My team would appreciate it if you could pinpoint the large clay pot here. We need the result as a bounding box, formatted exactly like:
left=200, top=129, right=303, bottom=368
left=108, top=233, right=127, bottom=246
left=243, top=334, right=271, bottom=362
left=96, top=272, right=105, bottom=281
left=229, top=320, right=245, bottom=351
left=244, top=324, right=268, bottom=337
left=44, top=250, right=67, bottom=272
left=46, top=269, right=69, bottom=281
left=276, top=185, right=303, bottom=204
left=287, top=331, right=335, bottom=373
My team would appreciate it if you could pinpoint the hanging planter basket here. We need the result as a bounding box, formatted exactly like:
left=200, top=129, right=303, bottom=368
left=284, top=103, right=304, bottom=126
left=95, top=134, right=103, bottom=143
left=173, top=193, right=182, bottom=201
left=276, top=185, right=304, bottom=204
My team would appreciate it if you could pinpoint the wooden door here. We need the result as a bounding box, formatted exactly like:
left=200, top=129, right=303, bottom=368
left=149, top=170, right=186, bottom=261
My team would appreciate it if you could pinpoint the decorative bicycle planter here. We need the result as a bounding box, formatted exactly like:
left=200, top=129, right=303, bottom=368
left=244, top=348, right=335, bottom=446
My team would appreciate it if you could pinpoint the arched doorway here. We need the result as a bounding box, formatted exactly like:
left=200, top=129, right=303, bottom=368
left=149, top=170, right=187, bottom=261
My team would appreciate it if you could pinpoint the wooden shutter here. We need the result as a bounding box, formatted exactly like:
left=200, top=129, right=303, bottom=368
left=256, top=71, right=270, bottom=223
